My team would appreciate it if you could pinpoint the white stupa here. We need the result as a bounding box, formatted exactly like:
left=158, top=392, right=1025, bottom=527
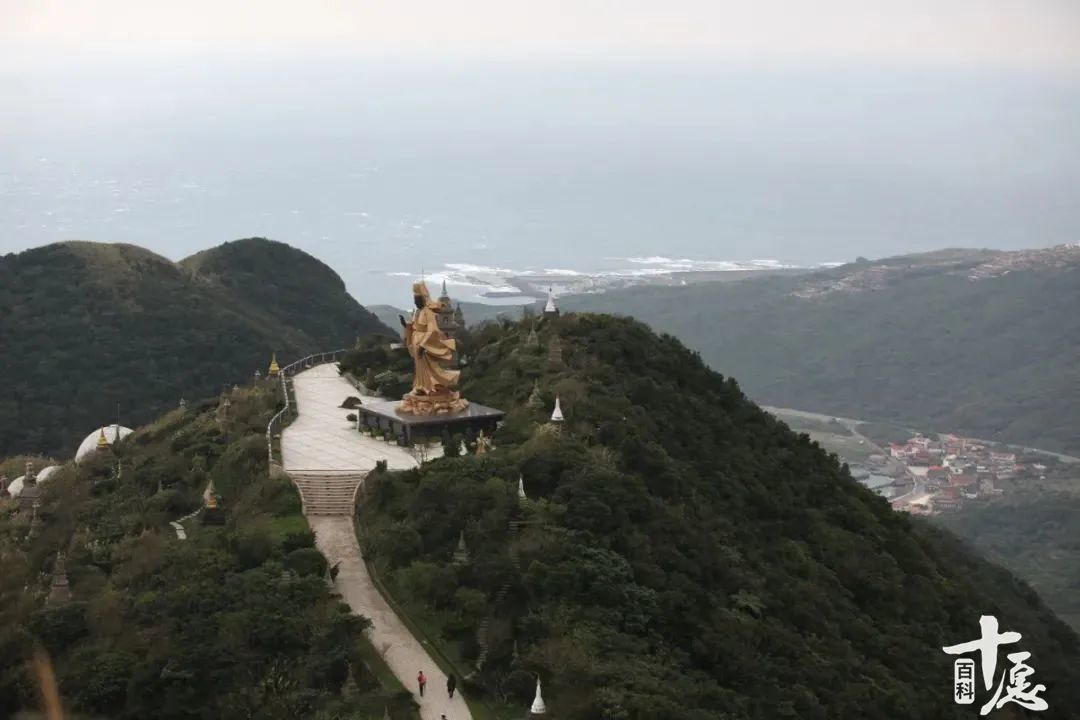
left=518, top=474, right=528, bottom=500
left=7, top=465, right=60, bottom=498
left=529, top=677, right=547, bottom=716
left=550, top=396, right=564, bottom=423
left=543, top=288, right=559, bottom=317
left=75, top=424, right=134, bottom=463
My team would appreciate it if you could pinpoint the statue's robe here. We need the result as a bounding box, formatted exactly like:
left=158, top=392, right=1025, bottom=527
left=404, top=305, right=460, bottom=393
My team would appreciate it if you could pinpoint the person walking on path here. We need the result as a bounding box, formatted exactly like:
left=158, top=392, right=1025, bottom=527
left=417, top=670, right=427, bottom=697
left=447, top=674, right=457, bottom=699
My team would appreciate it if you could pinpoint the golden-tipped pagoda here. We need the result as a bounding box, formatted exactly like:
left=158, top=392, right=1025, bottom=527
left=201, top=479, right=225, bottom=525
left=204, top=479, right=218, bottom=509
left=268, top=353, right=281, bottom=377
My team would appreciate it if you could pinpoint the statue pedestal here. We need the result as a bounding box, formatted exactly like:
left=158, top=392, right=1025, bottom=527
left=353, top=398, right=504, bottom=447
left=397, top=390, right=469, bottom=416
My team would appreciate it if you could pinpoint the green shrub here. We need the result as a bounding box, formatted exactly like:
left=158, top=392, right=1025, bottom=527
left=64, top=648, right=135, bottom=715
left=285, top=547, right=328, bottom=578
left=282, top=529, right=317, bottom=554
left=453, top=586, right=487, bottom=622
left=441, top=428, right=460, bottom=458
left=394, top=561, right=457, bottom=608
left=258, top=476, right=303, bottom=517
left=370, top=524, right=422, bottom=569
left=233, top=526, right=279, bottom=569
left=24, top=603, right=89, bottom=654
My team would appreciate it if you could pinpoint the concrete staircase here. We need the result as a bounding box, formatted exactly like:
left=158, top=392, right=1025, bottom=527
left=291, top=471, right=366, bottom=516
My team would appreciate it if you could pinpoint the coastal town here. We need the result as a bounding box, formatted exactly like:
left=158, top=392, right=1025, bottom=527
left=766, top=407, right=1076, bottom=516
left=859, top=431, right=1076, bottom=514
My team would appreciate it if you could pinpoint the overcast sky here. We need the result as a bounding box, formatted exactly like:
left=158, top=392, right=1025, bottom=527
left=3, top=0, right=1080, bottom=71
left=3, top=1, right=1078, bottom=293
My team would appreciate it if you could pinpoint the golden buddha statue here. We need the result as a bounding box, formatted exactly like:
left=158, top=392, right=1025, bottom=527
left=397, top=281, right=469, bottom=415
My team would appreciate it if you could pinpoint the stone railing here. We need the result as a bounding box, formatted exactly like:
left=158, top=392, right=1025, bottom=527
left=266, top=349, right=350, bottom=468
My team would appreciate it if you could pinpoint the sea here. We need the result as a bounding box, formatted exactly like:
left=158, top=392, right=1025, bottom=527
left=3, top=56, right=1078, bottom=305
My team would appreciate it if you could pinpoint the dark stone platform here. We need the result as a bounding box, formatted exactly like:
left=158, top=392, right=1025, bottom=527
left=355, top=398, right=505, bottom=446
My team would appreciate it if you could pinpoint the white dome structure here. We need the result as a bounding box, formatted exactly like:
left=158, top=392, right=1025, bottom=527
left=75, top=425, right=134, bottom=463
left=8, top=465, right=60, bottom=498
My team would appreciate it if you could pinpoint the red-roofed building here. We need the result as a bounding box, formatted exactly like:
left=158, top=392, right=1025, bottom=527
left=910, top=450, right=931, bottom=466
left=910, top=434, right=931, bottom=450
left=949, top=473, right=977, bottom=488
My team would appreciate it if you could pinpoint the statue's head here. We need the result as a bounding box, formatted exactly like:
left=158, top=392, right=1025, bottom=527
left=412, top=281, right=433, bottom=309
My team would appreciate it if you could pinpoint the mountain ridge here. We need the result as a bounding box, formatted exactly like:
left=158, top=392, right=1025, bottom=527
left=560, top=244, right=1080, bottom=455
left=345, top=313, right=1080, bottom=718
left=0, top=238, right=393, bottom=458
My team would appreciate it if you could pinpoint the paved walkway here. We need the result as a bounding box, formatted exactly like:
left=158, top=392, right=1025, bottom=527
left=283, top=363, right=470, bottom=720
left=283, top=363, right=418, bottom=471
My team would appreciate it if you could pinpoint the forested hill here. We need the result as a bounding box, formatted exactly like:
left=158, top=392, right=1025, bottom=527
left=0, top=238, right=392, bottom=457
left=180, top=238, right=387, bottom=347
left=348, top=313, right=1080, bottom=719
left=0, top=384, right=409, bottom=719
left=563, top=245, right=1080, bottom=455
left=937, top=493, right=1080, bottom=633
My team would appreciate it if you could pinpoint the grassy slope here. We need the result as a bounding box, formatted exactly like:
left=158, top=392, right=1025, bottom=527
left=348, top=315, right=1080, bottom=719
left=0, top=239, right=393, bottom=458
